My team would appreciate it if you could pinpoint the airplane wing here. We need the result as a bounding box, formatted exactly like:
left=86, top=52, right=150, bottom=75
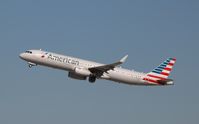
left=88, top=55, right=128, bottom=77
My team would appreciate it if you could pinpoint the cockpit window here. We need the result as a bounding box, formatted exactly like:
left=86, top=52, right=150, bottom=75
left=25, top=51, right=32, bottom=54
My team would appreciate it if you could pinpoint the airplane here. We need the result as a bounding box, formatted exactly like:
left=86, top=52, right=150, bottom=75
left=19, top=49, right=176, bottom=86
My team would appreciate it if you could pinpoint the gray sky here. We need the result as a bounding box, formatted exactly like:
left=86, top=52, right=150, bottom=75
left=0, top=0, right=198, bottom=124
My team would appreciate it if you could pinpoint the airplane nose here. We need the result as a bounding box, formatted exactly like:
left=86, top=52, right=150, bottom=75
left=19, top=53, right=24, bottom=59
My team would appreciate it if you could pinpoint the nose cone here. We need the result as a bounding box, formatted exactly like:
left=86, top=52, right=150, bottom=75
left=19, top=53, right=25, bottom=59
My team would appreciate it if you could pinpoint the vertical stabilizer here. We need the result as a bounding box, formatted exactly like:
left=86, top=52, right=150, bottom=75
left=143, top=58, right=176, bottom=85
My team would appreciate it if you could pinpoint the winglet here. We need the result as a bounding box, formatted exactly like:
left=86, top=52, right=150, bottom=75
left=120, top=55, right=128, bottom=63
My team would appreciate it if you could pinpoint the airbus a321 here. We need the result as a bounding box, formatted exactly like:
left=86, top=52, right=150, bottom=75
left=19, top=49, right=176, bottom=86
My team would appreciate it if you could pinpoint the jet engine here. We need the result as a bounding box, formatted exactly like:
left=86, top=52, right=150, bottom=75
left=74, top=67, right=91, bottom=76
left=68, top=67, right=91, bottom=80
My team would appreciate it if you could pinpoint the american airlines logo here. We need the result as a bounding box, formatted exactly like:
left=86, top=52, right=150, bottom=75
left=47, top=54, right=79, bottom=65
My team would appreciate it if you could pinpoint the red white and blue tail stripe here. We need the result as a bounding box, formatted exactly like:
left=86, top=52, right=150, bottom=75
left=143, top=58, right=176, bottom=85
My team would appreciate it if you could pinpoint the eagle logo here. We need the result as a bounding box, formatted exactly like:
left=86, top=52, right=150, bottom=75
left=41, top=52, right=48, bottom=58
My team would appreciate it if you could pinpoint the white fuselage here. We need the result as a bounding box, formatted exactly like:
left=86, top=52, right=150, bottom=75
left=19, top=50, right=150, bottom=85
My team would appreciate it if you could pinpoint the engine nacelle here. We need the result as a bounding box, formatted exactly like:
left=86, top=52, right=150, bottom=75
left=68, top=72, right=87, bottom=80
left=74, top=67, right=91, bottom=76
left=68, top=67, right=91, bottom=80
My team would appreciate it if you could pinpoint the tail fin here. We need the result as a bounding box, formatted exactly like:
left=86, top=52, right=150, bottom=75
left=144, top=58, right=176, bottom=85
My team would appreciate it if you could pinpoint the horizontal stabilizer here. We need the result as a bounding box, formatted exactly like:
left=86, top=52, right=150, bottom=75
left=157, top=79, right=174, bottom=85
